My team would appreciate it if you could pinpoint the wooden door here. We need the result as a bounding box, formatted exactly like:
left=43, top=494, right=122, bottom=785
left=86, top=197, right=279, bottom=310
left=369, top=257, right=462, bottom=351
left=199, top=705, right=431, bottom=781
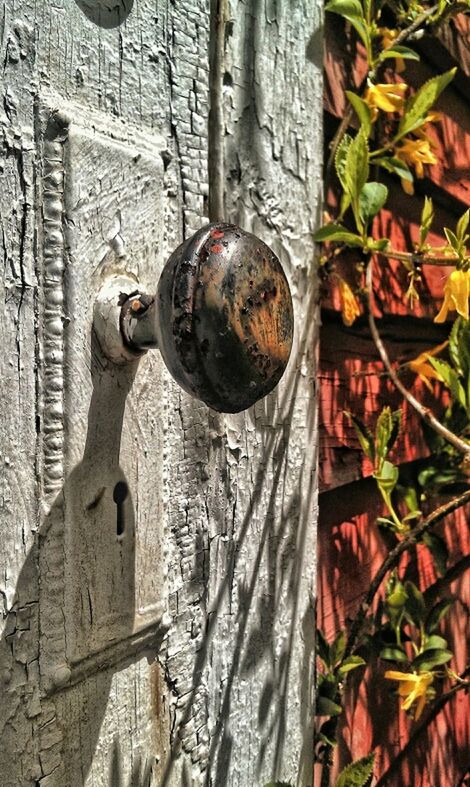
left=0, top=2, right=321, bottom=785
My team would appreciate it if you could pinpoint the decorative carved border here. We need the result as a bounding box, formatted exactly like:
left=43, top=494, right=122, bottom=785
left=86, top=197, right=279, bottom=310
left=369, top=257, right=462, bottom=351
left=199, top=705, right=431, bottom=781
left=40, top=108, right=70, bottom=506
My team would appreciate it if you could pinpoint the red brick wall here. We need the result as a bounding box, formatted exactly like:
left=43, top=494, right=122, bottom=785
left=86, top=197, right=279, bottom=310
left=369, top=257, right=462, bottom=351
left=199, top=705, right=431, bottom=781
left=318, top=12, right=470, bottom=786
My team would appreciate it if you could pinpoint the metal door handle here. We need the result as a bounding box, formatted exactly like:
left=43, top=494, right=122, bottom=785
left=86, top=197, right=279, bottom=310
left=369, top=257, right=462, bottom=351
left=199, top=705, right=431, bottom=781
left=95, top=223, right=294, bottom=413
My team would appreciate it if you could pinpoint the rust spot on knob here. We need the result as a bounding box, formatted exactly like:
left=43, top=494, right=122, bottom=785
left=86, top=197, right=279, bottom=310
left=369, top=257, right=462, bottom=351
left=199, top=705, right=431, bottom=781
left=156, top=223, right=294, bottom=413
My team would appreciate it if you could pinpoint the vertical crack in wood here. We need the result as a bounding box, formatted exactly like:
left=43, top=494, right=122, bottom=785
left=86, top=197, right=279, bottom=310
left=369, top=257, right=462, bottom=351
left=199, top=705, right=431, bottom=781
left=165, top=2, right=210, bottom=238
left=208, top=0, right=228, bottom=222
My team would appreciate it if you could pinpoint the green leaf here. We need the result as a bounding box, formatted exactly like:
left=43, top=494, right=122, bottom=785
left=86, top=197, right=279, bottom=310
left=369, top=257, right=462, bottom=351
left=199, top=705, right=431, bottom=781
left=331, top=630, right=347, bottom=666
left=375, top=406, right=393, bottom=464
left=428, top=357, right=466, bottom=409
left=422, top=531, right=448, bottom=576
left=325, top=0, right=364, bottom=16
left=368, top=237, right=390, bottom=252
left=334, top=753, right=375, bottom=787
left=335, top=133, right=353, bottom=192
left=345, top=131, right=369, bottom=230
left=359, top=182, right=388, bottom=223
left=313, top=223, right=363, bottom=246
left=387, top=580, right=408, bottom=609
left=339, top=191, right=352, bottom=219
left=456, top=208, right=470, bottom=245
left=423, top=634, right=448, bottom=651
left=346, top=90, right=372, bottom=136
left=412, top=648, right=453, bottom=672
left=338, top=655, right=366, bottom=674
left=374, top=407, right=402, bottom=465
left=375, top=460, right=399, bottom=493
left=379, top=45, right=420, bottom=63
left=388, top=409, right=402, bottom=451
left=316, top=695, right=343, bottom=717
left=452, top=318, right=470, bottom=379
left=377, top=516, right=399, bottom=529
left=398, top=483, right=420, bottom=515
left=376, top=156, right=413, bottom=183
left=397, top=68, right=457, bottom=139
left=448, top=318, right=461, bottom=373
left=316, top=629, right=331, bottom=667
left=379, top=646, right=409, bottom=662
left=325, top=0, right=370, bottom=47
left=404, top=581, right=426, bottom=626
left=346, top=411, right=375, bottom=461
left=425, top=599, right=453, bottom=633
left=402, top=509, right=421, bottom=523
left=444, top=227, right=460, bottom=253
left=419, top=197, right=434, bottom=249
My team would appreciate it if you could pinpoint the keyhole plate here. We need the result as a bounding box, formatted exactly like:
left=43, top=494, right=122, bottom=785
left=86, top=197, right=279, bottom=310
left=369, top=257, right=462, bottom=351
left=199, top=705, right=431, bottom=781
left=37, top=95, right=169, bottom=684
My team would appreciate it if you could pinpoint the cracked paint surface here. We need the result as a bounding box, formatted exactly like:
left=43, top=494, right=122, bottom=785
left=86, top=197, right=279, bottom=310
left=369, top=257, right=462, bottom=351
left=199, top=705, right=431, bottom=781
left=0, top=1, right=321, bottom=785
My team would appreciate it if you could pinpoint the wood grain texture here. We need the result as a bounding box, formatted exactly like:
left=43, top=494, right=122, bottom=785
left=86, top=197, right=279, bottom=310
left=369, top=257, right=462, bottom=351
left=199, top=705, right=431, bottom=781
left=160, top=1, right=321, bottom=784
left=0, top=1, right=321, bottom=785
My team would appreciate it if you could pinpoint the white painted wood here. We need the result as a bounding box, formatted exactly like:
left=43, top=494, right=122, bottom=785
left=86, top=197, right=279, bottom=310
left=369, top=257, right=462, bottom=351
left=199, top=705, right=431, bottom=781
left=0, top=1, right=321, bottom=785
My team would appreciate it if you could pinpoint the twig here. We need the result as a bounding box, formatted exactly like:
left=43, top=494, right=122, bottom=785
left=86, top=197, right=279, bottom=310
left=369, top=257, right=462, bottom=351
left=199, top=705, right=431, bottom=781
left=378, top=248, right=458, bottom=266
left=366, top=260, right=470, bottom=458
left=393, top=4, right=439, bottom=46
left=375, top=668, right=470, bottom=786
left=344, top=487, right=470, bottom=658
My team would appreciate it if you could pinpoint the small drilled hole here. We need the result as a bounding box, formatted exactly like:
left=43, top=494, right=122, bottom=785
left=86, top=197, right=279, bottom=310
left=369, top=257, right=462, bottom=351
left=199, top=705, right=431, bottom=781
left=113, top=481, right=128, bottom=537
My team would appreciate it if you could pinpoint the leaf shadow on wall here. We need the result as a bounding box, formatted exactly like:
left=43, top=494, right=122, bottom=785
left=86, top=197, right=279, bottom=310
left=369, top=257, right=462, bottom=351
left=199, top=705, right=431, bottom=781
left=0, top=334, right=160, bottom=786
left=73, top=0, right=134, bottom=29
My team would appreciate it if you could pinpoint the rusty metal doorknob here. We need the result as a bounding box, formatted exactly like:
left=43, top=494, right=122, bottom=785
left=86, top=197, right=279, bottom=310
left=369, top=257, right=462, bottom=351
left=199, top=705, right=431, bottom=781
left=95, top=223, right=294, bottom=413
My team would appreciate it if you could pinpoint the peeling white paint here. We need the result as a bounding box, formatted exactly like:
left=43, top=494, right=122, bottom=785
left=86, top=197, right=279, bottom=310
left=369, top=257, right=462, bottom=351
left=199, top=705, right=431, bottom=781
left=0, top=1, right=321, bottom=785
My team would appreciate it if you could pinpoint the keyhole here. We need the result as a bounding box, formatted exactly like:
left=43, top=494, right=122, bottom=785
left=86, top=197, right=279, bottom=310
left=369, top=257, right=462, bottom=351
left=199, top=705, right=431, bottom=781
left=113, top=481, right=128, bottom=536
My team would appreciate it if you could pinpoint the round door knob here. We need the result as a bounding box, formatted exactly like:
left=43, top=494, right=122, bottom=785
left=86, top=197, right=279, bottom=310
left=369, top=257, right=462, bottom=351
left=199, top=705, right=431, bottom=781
left=96, top=223, right=294, bottom=413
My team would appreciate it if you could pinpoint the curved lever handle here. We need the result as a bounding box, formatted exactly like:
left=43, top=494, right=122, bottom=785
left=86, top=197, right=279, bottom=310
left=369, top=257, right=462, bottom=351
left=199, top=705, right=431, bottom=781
left=96, top=223, right=294, bottom=413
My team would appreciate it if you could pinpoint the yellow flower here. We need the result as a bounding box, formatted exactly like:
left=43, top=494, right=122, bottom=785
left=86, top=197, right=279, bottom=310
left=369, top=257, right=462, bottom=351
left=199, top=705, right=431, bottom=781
left=364, top=82, right=407, bottom=121
left=395, top=137, right=437, bottom=179
left=385, top=670, right=434, bottom=720
left=422, top=111, right=442, bottom=126
left=401, top=178, right=414, bottom=196
left=337, top=277, right=361, bottom=327
left=434, top=269, right=470, bottom=323
left=408, top=341, right=448, bottom=391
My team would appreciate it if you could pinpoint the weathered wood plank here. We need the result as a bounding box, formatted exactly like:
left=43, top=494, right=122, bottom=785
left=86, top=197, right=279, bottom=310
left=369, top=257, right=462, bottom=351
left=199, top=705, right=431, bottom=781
left=1, top=2, right=321, bottom=786
left=317, top=498, right=470, bottom=786
left=160, top=1, right=322, bottom=783
left=0, top=1, right=192, bottom=784
left=319, top=314, right=450, bottom=491
left=0, top=4, right=42, bottom=783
